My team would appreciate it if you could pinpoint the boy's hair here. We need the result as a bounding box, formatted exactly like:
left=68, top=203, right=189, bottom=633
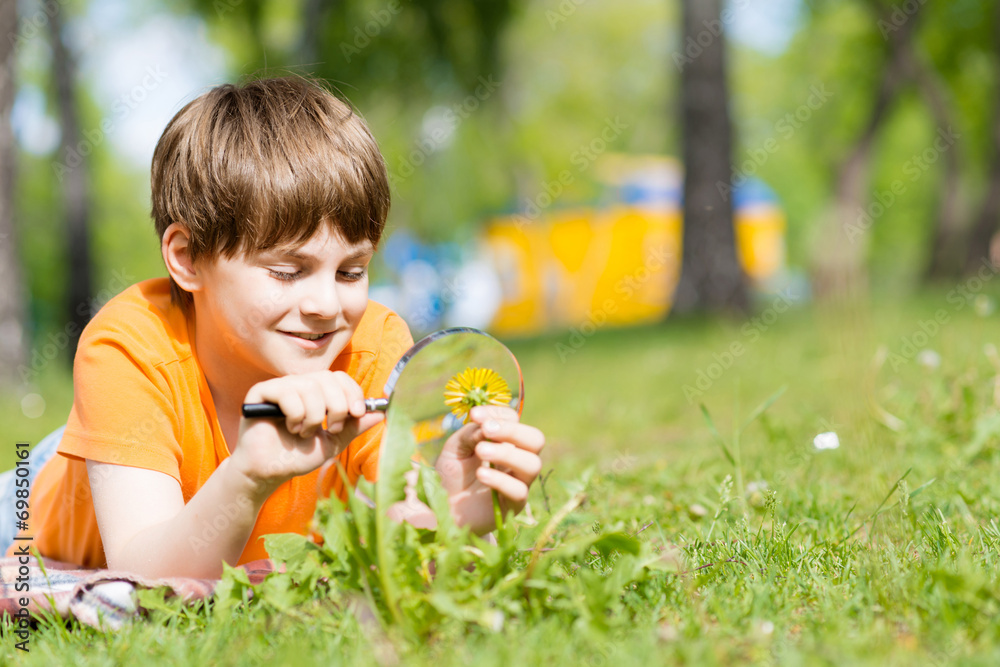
left=150, top=75, right=390, bottom=313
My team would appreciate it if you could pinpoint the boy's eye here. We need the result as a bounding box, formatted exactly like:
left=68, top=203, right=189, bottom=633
left=268, top=268, right=302, bottom=281
left=339, top=269, right=367, bottom=282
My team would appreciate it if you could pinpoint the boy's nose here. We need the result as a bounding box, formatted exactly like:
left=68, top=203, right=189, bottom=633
left=298, top=276, right=342, bottom=319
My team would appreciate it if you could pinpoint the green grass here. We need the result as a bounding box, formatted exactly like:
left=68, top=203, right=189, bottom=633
left=5, top=287, right=1000, bottom=665
left=2, top=363, right=74, bottom=471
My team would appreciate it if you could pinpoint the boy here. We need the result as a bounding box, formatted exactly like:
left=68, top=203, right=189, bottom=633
left=9, top=76, right=544, bottom=578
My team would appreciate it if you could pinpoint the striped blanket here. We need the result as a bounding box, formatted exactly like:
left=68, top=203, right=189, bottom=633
left=0, top=554, right=277, bottom=630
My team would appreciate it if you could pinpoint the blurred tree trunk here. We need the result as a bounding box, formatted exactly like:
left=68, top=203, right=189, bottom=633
left=965, top=1, right=1000, bottom=274
left=0, top=0, right=28, bottom=385
left=672, top=0, right=748, bottom=315
left=905, top=44, right=965, bottom=281
left=49, top=5, right=92, bottom=358
left=299, top=0, right=327, bottom=66
left=811, top=4, right=919, bottom=300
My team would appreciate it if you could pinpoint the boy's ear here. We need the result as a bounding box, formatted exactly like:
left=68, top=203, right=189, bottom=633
left=162, top=222, right=204, bottom=292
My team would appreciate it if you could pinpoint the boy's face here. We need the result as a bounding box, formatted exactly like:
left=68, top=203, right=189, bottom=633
left=192, top=224, right=374, bottom=381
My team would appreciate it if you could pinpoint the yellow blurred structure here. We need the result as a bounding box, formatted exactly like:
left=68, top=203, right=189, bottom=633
left=484, top=156, right=786, bottom=337
left=736, top=204, right=787, bottom=281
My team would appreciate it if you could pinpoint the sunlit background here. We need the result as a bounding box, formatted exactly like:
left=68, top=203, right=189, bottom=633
left=4, top=0, right=999, bottom=445
left=11, top=0, right=805, bottom=340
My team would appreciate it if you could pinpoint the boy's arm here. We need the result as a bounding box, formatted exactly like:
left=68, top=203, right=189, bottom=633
left=88, top=370, right=381, bottom=579
left=87, top=457, right=271, bottom=578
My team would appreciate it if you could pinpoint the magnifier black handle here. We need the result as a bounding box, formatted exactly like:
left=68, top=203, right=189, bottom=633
left=241, top=398, right=388, bottom=418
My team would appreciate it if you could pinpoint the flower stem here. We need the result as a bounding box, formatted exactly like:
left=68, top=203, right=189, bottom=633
left=491, top=466, right=504, bottom=532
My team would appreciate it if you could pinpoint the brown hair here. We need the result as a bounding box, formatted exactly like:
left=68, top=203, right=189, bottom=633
left=150, top=75, right=390, bottom=313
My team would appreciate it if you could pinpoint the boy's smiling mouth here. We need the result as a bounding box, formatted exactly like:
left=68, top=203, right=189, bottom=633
left=289, top=332, right=327, bottom=340
left=280, top=330, right=336, bottom=347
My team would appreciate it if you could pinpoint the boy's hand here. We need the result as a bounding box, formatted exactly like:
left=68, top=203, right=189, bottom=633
left=233, top=371, right=383, bottom=495
left=435, top=405, right=545, bottom=534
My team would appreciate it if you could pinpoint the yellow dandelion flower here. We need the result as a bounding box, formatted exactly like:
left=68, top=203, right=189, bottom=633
left=444, top=367, right=512, bottom=423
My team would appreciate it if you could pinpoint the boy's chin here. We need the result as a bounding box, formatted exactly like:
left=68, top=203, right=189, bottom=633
left=261, top=334, right=352, bottom=377
left=271, top=348, right=347, bottom=377
left=275, top=357, right=340, bottom=377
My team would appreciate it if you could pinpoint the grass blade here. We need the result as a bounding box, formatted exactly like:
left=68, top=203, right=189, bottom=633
left=700, top=403, right=735, bottom=466
left=839, top=468, right=913, bottom=544
left=741, top=385, right=787, bottom=431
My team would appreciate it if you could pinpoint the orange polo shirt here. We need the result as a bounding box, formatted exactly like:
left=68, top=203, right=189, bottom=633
left=8, top=278, right=413, bottom=568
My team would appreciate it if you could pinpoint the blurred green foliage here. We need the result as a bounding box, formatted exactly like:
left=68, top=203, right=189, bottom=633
left=8, top=0, right=1000, bottom=420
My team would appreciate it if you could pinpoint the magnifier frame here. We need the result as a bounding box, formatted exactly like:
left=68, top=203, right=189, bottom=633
left=241, top=327, right=524, bottom=436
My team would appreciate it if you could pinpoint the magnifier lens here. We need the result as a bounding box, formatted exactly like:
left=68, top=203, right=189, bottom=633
left=382, top=329, right=523, bottom=467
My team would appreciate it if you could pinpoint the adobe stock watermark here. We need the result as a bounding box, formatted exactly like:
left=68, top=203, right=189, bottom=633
left=189, top=494, right=255, bottom=554
left=17, top=269, right=135, bottom=385
left=7, top=0, right=71, bottom=52
left=682, top=288, right=797, bottom=403
left=555, top=243, right=672, bottom=361
left=718, top=83, right=834, bottom=202
left=877, top=0, right=927, bottom=39
left=408, top=274, right=465, bottom=333
left=588, top=450, right=640, bottom=499
left=885, top=257, right=999, bottom=371
left=390, top=75, right=501, bottom=183
left=610, top=449, right=638, bottom=475
left=229, top=279, right=402, bottom=370
left=671, top=0, right=752, bottom=72
left=214, top=0, right=245, bottom=18
left=844, top=126, right=960, bottom=243
left=546, top=0, right=590, bottom=29
left=188, top=436, right=349, bottom=554
left=516, top=116, right=629, bottom=231
left=581, top=635, right=628, bottom=667
left=339, top=0, right=407, bottom=63
left=63, top=409, right=172, bottom=509
left=53, top=67, right=169, bottom=182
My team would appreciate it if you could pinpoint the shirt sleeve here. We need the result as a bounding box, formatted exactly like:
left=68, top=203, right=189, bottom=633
left=58, top=324, right=185, bottom=485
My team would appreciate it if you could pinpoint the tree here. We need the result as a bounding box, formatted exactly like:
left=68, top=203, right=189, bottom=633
left=964, top=0, right=1000, bottom=274
left=186, top=0, right=518, bottom=237
left=0, top=0, right=28, bottom=385
left=672, top=0, right=749, bottom=314
left=48, top=4, right=92, bottom=356
left=298, top=0, right=328, bottom=66
left=904, top=25, right=964, bottom=281
left=189, top=0, right=514, bottom=100
left=809, top=0, right=923, bottom=299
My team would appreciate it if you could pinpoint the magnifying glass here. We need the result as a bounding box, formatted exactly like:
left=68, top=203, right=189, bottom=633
left=241, top=327, right=524, bottom=466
